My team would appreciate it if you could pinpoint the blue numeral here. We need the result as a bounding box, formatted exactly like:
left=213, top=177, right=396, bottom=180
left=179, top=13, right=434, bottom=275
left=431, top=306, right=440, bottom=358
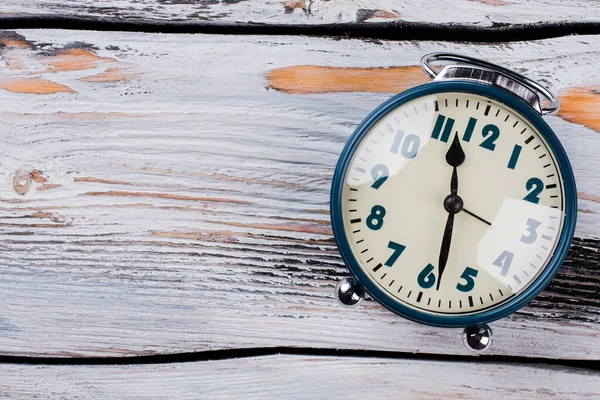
left=417, top=263, right=436, bottom=289
left=391, top=130, right=420, bottom=159
left=384, top=241, right=406, bottom=267
left=462, top=117, right=477, bottom=142
left=507, top=144, right=522, bottom=169
left=456, top=267, right=478, bottom=292
left=390, top=130, right=404, bottom=154
left=493, top=251, right=514, bottom=277
left=431, top=114, right=455, bottom=143
left=371, top=164, right=389, bottom=189
left=366, top=205, right=386, bottom=231
left=521, top=218, right=541, bottom=244
left=524, top=177, right=544, bottom=204
left=480, top=124, right=500, bottom=151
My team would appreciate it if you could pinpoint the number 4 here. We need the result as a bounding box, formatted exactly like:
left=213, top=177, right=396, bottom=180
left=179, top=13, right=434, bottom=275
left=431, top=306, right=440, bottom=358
left=493, top=251, right=514, bottom=277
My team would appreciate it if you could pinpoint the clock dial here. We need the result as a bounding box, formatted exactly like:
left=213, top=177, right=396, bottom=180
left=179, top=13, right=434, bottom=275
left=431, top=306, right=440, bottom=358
left=341, top=91, right=566, bottom=315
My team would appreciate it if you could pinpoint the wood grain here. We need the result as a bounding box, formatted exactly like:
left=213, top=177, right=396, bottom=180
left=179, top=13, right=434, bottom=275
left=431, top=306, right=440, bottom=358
left=0, top=29, right=599, bottom=360
left=0, top=355, right=599, bottom=399
left=1, top=0, right=599, bottom=27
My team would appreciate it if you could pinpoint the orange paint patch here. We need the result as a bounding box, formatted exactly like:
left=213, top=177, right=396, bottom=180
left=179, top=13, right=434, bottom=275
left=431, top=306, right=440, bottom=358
left=578, top=208, right=595, bottom=214
left=578, top=192, right=600, bottom=203
left=356, top=9, right=399, bottom=22
left=30, top=170, right=47, bottom=183
left=283, top=0, right=306, bottom=13
left=0, top=39, right=30, bottom=49
left=267, top=65, right=427, bottom=94
left=83, top=190, right=250, bottom=205
left=30, top=211, right=54, bottom=219
left=558, top=87, right=600, bottom=133
left=37, top=184, right=62, bottom=191
left=44, top=48, right=116, bottom=72
left=80, top=67, right=138, bottom=83
left=75, top=177, right=133, bottom=185
left=0, top=78, right=75, bottom=94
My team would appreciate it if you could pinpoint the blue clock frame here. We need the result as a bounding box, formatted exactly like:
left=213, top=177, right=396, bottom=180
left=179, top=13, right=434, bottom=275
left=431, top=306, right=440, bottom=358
left=330, top=80, right=577, bottom=328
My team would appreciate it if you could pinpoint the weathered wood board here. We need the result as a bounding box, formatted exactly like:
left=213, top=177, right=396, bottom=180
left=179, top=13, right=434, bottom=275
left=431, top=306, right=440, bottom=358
left=0, top=29, right=599, bottom=361
left=1, top=355, right=599, bottom=399
left=1, top=0, right=599, bottom=28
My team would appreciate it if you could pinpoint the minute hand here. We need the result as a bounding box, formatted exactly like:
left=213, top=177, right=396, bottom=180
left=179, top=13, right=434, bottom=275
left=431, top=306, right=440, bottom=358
left=437, top=211, right=454, bottom=290
left=437, top=134, right=465, bottom=291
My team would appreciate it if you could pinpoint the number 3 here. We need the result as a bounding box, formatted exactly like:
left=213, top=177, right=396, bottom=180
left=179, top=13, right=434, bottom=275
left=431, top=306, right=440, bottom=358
left=521, top=218, right=541, bottom=244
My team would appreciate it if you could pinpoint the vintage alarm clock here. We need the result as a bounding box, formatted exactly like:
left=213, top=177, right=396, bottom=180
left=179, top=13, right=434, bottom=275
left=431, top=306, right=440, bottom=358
left=330, top=53, right=576, bottom=351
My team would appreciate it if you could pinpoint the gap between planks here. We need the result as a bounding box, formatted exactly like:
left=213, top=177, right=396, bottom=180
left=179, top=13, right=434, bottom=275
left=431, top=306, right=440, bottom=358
left=0, top=17, right=598, bottom=43
left=0, top=346, right=598, bottom=372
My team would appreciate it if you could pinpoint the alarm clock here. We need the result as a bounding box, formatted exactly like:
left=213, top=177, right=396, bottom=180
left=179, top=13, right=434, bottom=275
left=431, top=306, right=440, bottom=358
left=330, top=53, right=577, bottom=350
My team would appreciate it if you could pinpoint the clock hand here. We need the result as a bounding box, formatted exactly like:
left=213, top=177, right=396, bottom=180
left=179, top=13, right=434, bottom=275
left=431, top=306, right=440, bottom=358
left=462, top=208, right=492, bottom=226
left=447, top=133, right=465, bottom=195
left=446, top=133, right=466, bottom=169
left=446, top=134, right=491, bottom=226
left=437, top=211, right=454, bottom=291
left=436, top=133, right=465, bottom=290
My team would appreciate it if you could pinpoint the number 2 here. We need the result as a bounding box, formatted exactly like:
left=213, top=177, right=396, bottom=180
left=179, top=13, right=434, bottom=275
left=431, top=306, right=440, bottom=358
left=480, top=124, right=500, bottom=151
left=524, top=177, right=544, bottom=204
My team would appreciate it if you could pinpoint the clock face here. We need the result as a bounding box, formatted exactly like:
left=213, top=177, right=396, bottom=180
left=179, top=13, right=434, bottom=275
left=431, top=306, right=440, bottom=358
left=335, top=88, right=572, bottom=321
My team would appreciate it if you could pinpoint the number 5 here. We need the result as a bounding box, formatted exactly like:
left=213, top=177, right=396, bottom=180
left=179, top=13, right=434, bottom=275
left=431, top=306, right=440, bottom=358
left=456, top=267, right=479, bottom=292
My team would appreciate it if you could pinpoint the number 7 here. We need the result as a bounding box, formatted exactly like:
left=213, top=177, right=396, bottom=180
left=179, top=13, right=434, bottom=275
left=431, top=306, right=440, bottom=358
left=385, top=241, right=406, bottom=267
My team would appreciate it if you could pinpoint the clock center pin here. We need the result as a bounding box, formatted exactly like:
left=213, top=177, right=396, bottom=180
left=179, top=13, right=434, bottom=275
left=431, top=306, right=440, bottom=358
left=443, top=194, right=464, bottom=214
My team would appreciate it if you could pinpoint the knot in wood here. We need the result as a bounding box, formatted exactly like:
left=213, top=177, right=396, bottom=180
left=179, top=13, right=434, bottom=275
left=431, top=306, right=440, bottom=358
left=12, top=169, right=32, bottom=195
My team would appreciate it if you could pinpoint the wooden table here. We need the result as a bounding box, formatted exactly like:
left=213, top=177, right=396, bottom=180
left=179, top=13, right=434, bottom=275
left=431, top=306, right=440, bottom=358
left=0, top=1, right=599, bottom=398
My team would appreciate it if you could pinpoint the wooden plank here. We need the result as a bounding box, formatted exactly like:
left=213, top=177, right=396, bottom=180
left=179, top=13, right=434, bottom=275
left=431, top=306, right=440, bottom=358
left=0, top=355, right=599, bottom=399
left=0, top=29, right=599, bottom=359
left=0, top=0, right=599, bottom=28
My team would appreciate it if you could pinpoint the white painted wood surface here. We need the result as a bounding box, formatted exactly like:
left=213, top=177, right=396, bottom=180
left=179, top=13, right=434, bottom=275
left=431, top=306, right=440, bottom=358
left=1, top=355, right=599, bottom=399
left=0, top=30, right=598, bottom=361
left=1, top=0, right=599, bottom=26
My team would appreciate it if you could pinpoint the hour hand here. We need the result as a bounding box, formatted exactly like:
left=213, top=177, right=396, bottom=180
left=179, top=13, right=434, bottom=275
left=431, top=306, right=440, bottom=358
left=446, top=133, right=465, bottom=167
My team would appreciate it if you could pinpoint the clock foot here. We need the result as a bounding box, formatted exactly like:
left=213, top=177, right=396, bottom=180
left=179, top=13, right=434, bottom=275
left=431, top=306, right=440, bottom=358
left=335, top=277, right=365, bottom=307
left=463, top=324, right=493, bottom=353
